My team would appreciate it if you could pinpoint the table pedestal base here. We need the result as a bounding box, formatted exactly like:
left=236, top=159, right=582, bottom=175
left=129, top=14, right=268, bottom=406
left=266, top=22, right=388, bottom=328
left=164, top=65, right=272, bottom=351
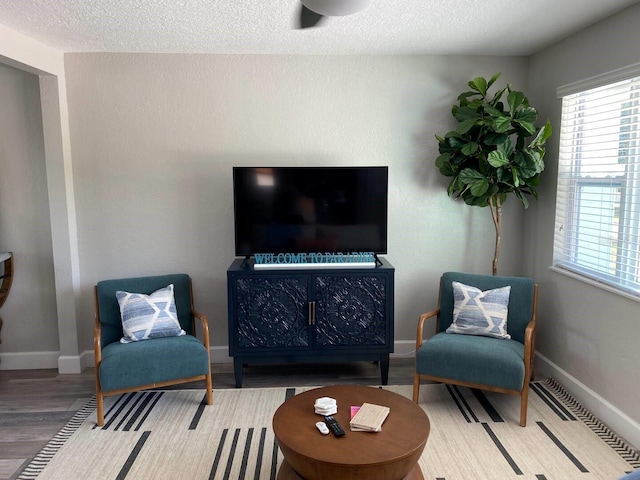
left=277, top=460, right=424, bottom=480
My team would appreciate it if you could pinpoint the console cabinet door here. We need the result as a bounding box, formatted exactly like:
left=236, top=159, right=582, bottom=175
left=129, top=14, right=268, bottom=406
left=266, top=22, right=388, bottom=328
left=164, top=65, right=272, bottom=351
left=232, top=276, right=310, bottom=350
left=313, top=275, right=388, bottom=348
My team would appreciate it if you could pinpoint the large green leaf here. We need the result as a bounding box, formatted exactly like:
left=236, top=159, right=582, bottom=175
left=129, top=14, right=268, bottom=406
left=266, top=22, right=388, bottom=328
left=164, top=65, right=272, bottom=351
left=446, top=135, right=466, bottom=150
left=500, top=139, right=514, bottom=158
left=512, top=151, right=526, bottom=166
left=521, top=149, right=545, bottom=175
left=534, top=148, right=545, bottom=172
left=461, top=189, right=489, bottom=206
left=494, top=116, right=511, bottom=133
left=489, top=88, right=508, bottom=107
left=484, top=132, right=508, bottom=145
left=435, top=153, right=449, bottom=166
left=467, top=99, right=485, bottom=111
left=507, top=91, right=526, bottom=113
left=487, top=183, right=500, bottom=197
left=461, top=142, right=479, bottom=155
left=484, top=105, right=504, bottom=118
left=513, top=189, right=530, bottom=209
left=528, top=175, right=541, bottom=188
left=514, top=107, right=538, bottom=124
left=458, top=168, right=485, bottom=182
left=529, top=120, right=553, bottom=147
left=457, top=91, right=478, bottom=102
left=488, top=149, right=509, bottom=168
left=511, top=167, right=520, bottom=187
left=454, top=105, right=481, bottom=122
left=447, top=179, right=458, bottom=197
left=444, top=130, right=463, bottom=139
left=456, top=119, right=478, bottom=134
left=513, top=160, right=537, bottom=180
left=468, top=77, right=488, bottom=96
left=514, top=119, right=537, bottom=136
left=438, top=143, right=457, bottom=155
left=497, top=166, right=512, bottom=183
left=486, top=72, right=501, bottom=90
left=459, top=168, right=489, bottom=197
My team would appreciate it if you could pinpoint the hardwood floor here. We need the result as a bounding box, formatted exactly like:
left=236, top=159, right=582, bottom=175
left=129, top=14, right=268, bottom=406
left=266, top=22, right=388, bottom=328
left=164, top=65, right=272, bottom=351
left=0, top=358, right=415, bottom=480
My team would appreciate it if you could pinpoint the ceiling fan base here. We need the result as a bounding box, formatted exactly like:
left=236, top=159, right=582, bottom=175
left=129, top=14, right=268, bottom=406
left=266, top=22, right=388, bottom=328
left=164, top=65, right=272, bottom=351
left=299, top=5, right=324, bottom=29
left=301, top=0, right=371, bottom=17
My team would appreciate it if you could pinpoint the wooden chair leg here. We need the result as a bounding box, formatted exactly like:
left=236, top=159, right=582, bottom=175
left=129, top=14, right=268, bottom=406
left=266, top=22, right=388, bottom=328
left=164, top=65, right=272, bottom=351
left=519, top=382, right=530, bottom=427
left=96, top=392, right=105, bottom=426
left=205, top=372, right=213, bottom=405
left=95, top=366, right=105, bottom=426
left=412, top=374, right=421, bottom=403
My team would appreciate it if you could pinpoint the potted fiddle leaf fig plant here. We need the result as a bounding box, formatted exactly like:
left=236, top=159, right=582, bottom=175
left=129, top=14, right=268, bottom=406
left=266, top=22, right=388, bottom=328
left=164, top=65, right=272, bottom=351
left=435, top=73, right=552, bottom=275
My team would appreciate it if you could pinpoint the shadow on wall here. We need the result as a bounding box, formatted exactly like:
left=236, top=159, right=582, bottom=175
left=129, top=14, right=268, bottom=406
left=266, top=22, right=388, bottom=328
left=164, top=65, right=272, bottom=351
left=411, top=103, right=453, bottom=193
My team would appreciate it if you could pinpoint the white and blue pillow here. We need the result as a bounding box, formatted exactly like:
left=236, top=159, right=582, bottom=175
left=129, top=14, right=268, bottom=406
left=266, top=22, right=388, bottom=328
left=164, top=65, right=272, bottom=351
left=116, top=284, right=186, bottom=343
left=446, top=281, right=511, bottom=339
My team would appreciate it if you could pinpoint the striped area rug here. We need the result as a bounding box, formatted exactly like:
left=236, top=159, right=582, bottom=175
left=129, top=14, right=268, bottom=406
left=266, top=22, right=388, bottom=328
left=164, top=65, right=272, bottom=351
left=17, top=379, right=640, bottom=480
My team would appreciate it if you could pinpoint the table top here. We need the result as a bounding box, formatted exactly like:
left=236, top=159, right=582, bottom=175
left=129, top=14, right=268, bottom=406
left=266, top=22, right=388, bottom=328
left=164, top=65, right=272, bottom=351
left=272, top=385, right=430, bottom=468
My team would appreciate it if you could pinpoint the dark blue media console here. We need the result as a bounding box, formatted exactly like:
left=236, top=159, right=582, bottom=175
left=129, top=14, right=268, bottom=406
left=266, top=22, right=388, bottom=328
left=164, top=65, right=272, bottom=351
left=227, top=257, right=395, bottom=387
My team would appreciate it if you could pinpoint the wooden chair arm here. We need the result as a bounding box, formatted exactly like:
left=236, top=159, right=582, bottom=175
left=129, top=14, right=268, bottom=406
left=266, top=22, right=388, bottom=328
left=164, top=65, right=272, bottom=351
left=524, top=319, right=535, bottom=353
left=189, top=279, right=210, bottom=352
left=93, top=287, right=102, bottom=366
left=523, top=317, right=536, bottom=381
left=523, top=284, right=538, bottom=381
left=416, top=307, right=440, bottom=350
left=192, top=308, right=211, bottom=351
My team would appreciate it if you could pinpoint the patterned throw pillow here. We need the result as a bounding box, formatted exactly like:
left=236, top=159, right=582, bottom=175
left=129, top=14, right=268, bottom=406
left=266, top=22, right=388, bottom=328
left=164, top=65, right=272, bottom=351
left=116, top=284, right=186, bottom=343
left=446, top=281, right=511, bottom=339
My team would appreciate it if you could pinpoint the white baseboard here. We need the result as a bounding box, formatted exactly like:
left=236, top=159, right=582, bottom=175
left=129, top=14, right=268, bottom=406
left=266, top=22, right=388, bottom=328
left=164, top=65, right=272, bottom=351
left=0, top=350, right=90, bottom=372
left=391, top=340, right=416, bottom=358
left=209, top=346, right=231, bottom=364
left=58, top=351, right=95, bottom=374
left=536, top=352, right=640, bottom=450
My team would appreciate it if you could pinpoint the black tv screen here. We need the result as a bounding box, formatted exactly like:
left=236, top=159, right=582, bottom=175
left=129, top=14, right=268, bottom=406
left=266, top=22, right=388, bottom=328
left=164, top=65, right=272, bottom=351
left=233, top=166, right=388, bottom=257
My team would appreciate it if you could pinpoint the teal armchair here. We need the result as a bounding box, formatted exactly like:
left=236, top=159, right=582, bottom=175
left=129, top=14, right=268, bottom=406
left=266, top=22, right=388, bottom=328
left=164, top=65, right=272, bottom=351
left=94, top=274, right=213, bottom=426
left=413, top=272, right=537, bottom=426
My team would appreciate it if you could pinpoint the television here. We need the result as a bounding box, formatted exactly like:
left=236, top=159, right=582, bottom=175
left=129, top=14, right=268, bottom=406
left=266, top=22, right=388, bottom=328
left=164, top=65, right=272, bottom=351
left=233, top=166, right=388, bottom=257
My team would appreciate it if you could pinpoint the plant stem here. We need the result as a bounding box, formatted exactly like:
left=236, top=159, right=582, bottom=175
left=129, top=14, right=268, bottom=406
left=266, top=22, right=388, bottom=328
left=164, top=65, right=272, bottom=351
left=488, top=195, right=502, bottom=275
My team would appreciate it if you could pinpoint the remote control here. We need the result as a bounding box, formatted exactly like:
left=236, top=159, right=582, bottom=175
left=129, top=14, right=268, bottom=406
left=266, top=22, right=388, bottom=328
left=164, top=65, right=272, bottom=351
left=324, top=415, right=345, bottom=437
left=315, top=421, right=329, bottom=435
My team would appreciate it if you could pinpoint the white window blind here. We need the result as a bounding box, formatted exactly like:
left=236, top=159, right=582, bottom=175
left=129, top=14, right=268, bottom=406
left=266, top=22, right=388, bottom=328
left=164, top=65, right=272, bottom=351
left=554, top=75, right=640, bottom=296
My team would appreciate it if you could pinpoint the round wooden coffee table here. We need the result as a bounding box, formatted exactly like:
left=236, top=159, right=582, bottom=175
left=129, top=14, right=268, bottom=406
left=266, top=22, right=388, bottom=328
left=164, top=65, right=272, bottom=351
left=272, top=385, right=430, bottom=480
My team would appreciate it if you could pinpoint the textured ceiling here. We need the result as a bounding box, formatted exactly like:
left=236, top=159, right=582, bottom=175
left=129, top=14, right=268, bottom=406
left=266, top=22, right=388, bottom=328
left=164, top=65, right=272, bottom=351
left=0, top=0, right=638, bottom=55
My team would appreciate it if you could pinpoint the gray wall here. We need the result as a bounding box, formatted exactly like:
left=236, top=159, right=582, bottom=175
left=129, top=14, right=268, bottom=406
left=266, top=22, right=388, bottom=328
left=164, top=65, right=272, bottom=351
left=0, top=52, right=528, bottom=362
left=62, top=53, right=527, bottom=355
left=0, top=63, right=58, bottom=356
left=526, top=3, right=640, bottom=443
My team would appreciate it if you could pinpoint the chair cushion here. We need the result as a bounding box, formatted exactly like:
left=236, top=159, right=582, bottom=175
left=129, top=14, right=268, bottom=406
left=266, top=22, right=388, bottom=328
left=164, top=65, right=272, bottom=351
left=416, top=332, right=525, bottom=391
left=98, top=334, right=209, bottom=393
left=116, top=284, right=186, bottom=343
left=446, top=281, right=511, bottom=339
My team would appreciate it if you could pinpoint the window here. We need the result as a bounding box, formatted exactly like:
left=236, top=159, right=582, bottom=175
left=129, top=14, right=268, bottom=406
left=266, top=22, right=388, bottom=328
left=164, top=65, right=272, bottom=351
left=554, top=71, right=640, bottom=297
